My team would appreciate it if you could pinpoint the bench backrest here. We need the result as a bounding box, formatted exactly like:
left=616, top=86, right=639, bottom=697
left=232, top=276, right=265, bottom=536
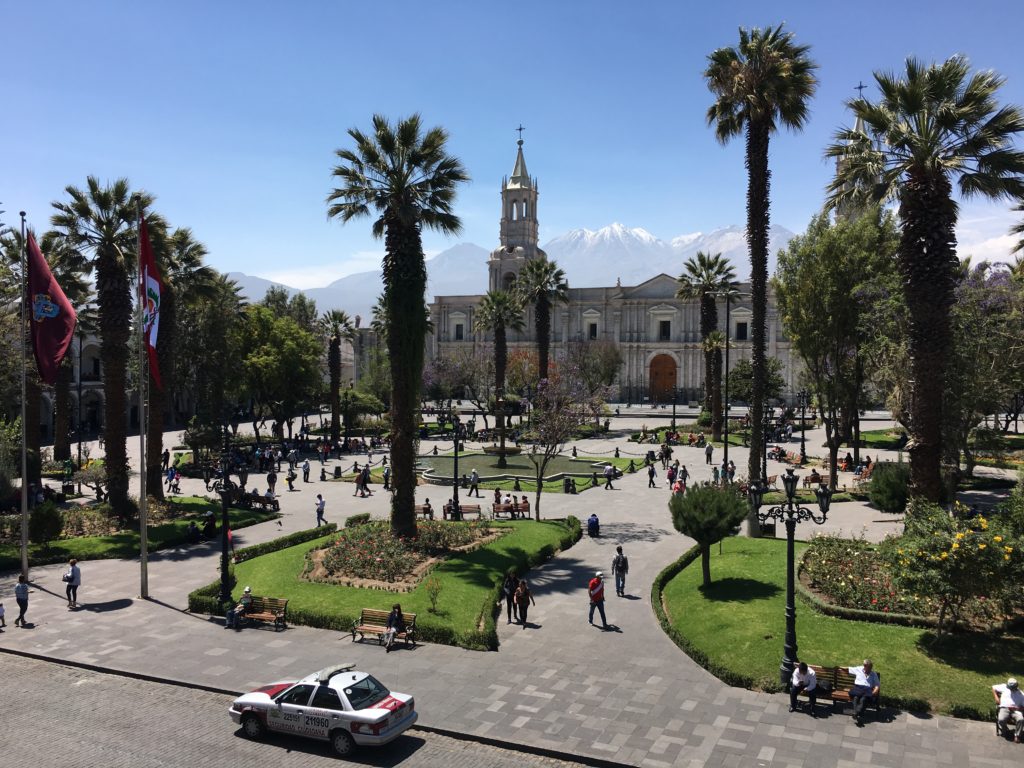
left=251, top=596, right=288, bottom=614
left=834, top=667, right=880, bottom=691
left=359, top=608, right=417, bottom=627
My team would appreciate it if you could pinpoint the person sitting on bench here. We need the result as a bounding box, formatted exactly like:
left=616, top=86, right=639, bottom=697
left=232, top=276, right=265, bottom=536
left=225, top=586, right=253, bottom=629
left=993, top=677, right=1024, bottom=742
left=789, top=661, right=817, bottom=715
left=847, top=659, right=880, bottom=725
left=383, top=603, right=406, bottom=653
left=809, top=469, right=822, bottom=485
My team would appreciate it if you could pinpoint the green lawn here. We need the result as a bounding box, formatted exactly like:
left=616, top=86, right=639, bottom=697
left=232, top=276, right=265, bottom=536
left=410, top=453, right=635, bottom=494
left=661, top=536, right=1018, bottom=716
left=230, top=519, right=576, bottom=649
left=0, top=496, right=277, bottom=571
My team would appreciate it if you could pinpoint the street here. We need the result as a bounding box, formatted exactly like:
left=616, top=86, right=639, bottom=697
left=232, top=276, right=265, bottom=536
left=5, top=655, right=588, bottom=768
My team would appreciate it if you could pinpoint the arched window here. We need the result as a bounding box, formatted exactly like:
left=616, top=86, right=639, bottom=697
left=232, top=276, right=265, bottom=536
left=503, top=272, right=516, bottom=291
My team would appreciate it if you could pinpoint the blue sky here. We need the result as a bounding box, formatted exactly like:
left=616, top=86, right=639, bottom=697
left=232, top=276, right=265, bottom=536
left=4, top=0, right=1024, bottom=286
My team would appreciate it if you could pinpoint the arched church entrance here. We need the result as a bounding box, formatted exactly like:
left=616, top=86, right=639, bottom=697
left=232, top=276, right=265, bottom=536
left=649, top=354, right=677, bottom=403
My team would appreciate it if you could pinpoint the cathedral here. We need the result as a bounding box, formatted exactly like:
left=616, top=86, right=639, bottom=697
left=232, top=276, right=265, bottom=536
left=374, top=140, right=800, bottom=404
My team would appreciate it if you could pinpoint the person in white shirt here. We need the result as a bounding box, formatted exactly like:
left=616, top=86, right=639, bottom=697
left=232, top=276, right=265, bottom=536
left=789, top=662, right=817, bottom=714
left=847, top=659, right=880, bottom=725
left=993, top=677, right=1024, bottom=742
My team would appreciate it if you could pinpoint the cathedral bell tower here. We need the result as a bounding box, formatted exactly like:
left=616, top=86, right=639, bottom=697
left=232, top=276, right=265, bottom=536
left=488, top=136, right=546, bottom=292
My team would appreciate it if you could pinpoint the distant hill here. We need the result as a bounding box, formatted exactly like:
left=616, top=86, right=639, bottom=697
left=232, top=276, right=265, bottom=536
left=232, top=224, right=797, bottom=317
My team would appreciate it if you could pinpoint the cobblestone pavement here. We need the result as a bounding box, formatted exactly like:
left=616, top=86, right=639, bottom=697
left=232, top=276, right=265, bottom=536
left=6, top=655, right=586, bottom=768
left=3, top=417, right=1021, bottom=767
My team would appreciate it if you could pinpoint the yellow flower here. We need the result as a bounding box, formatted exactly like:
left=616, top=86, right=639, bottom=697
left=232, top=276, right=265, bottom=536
left=940, top=552, right=949, bottom=560
left=978, top=543, right=987, bottom=550
left=993, top=535, right=1003, bottom=543
left=955, top=532, right=965, bottom=540
left=1005, top=546, right=1014, bottom=554
left=951, top=542, right=959, bottom=550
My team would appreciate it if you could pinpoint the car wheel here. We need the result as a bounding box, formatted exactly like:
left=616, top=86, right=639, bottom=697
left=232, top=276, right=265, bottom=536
left=241, top=712, right=265, bottom=739
left=331, top=729, right=356, bottom=757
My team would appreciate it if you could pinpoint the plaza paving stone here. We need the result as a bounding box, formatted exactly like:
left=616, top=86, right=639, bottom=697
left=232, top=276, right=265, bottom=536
left=2, top=414, right=1020, bottom=766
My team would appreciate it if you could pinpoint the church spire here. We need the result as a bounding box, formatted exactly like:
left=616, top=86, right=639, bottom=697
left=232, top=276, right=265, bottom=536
left=508, top=129, right=531, bottom=189
left=489, top=129, right=545, bottom=292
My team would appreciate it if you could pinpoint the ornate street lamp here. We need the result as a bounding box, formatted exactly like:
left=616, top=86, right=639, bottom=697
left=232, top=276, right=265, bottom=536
left=748, top=468, right=832, bottom=687
left=217, top=412, right=235, bottom=606
left=762, top=405, right=773, bottom=481
left=450, top=405, right=462, bottom=521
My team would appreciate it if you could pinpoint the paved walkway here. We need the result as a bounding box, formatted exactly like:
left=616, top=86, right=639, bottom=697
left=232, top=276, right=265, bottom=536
left=2, top=420, right=1020, bottom=767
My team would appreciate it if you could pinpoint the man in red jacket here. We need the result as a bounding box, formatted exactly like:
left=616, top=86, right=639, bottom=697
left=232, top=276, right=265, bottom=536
left=588, top=571, right=608, bottom=629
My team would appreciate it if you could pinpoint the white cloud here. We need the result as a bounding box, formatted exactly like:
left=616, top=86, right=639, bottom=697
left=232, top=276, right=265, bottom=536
left=258, top=250, right=385, bottom=288
left=956, top=203, right=1021, bottom=265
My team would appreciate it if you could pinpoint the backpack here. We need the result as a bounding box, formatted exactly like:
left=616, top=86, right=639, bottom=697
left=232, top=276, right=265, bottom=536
left=613, top=553, right=628, bottom=574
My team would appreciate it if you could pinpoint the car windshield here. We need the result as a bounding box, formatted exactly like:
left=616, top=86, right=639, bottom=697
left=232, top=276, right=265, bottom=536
left=342, top=675, right=390, bottom=710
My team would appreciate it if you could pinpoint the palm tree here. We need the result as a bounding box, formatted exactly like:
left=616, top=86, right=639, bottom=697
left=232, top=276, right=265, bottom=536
left=676, top=251, right=737, bottom=440
left=51, top=177, right=156, bottom=519
left=476, top=290, right=525, bottom=468
left=516, top=257, right=568, bottom=381
left=327, top=114, right=468, bottom=537
left=705, top=24, right=817, bottom=504
left=827, top=56, right=1024, bottom=501
left=319, top=309, right=355, bottom=444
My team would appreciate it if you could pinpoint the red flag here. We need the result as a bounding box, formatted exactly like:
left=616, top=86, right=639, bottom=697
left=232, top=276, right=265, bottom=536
left=27, top=234, right=77, bottom=385
left=139, top=218, right=163, bottom=390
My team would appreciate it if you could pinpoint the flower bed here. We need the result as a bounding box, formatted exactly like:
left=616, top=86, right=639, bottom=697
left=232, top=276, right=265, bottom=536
left=313, top=519, right=493, bottom=583
left=800, top=534, right=931, bottom=616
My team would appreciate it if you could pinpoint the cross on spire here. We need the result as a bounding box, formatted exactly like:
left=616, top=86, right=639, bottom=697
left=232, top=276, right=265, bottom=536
left=855, top=81, right=867, bottom=98
left=516, top=124, right=525, bottom=145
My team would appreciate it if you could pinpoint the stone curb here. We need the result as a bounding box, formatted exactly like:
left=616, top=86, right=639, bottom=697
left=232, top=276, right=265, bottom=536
left=0, top=646, right=627, bottom=768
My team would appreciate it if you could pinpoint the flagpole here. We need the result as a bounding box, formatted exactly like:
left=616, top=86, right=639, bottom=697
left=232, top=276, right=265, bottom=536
left=137, top=202, right=149, bottom=599
left=19, top=212, right=29, bottom=581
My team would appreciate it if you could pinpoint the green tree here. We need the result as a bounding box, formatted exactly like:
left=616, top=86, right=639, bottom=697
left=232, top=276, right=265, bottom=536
left=827, top=56, right=1024, bottom=501
left=774, top=208, right=899, bottom=487
left=476, top=290, right=524, bottom=468
left=677, top=251, right=737, bottom=439
left=705, top=24, right=818, bottom=495
left=327, top=114, right=468, bottom=537
left=516, top=257, right=569, bottom=381
left=51, top=178, right=160, bottom=519
left=319, top=310, right=355, bottom=444
left=28, top=500, right=63, bottom=548
left=669, top=483, right=749, bottom=587
left=726, top=357, right=785, bottom=406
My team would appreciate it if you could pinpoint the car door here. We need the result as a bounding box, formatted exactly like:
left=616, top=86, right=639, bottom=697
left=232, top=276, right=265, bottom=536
left=307, top=684, right=346, bottom=740
left=269, top=684, right=315, bottom=735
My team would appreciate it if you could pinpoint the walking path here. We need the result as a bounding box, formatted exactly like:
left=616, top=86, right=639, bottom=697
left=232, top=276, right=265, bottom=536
left=2, top=419, right=1019, bottom=767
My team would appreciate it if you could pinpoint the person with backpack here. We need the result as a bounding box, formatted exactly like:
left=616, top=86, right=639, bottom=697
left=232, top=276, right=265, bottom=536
left=611, top=546, right=629, bottom=597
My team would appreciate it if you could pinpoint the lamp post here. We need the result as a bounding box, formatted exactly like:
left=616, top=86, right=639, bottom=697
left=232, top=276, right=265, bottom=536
left=217, top=412, right=234, bottom=607
left=671, top=387, right=678, bottom=430
left=762, top=405, right=772, bottom=481
left=720, top=292, right=732, bottom=470
left=748, top=468, right=832, bottom=687
left=797, top=390, right=809, bottom=464
left=450, top=404, right=462, bottom=521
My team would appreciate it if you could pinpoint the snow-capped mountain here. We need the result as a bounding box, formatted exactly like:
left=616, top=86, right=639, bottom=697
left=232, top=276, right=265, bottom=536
left=230, top=223, right=797, bottom=317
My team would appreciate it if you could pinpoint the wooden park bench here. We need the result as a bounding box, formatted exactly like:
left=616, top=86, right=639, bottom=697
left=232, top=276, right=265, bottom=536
left=248, top=494, right=281, bottom=512
left=350, top=608, right=418, bottom=648
left=415, top=504, right=435, bottom=520
left=492, top=502, right=529, bottom=519
left=802, top=473, right=825, bottom=489
left=444, top=503, right=482, bottom=520
left=242, top=596, right=289, bottom=631
left=764, top=474, right=779, bottom=489
left=795, top=664, right=882, bottom=716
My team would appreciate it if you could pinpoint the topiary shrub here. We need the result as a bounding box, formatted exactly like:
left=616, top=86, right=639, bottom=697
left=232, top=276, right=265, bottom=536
left=29, top=501, right=64, bottom=549
left=345, top=512, right=371, bottom=528
left=869, top=461, right=910, bottom=513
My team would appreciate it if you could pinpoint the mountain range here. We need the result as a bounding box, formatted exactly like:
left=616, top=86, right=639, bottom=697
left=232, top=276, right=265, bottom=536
left=229, top=223, right=797, bottom=321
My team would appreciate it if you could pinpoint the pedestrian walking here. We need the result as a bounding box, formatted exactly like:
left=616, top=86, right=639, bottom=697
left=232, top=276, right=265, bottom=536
left=63, top=558, right=81, bottom=609
left=727, top=460, right=736, bottom=483
left=161, top=449, right=170, bottom=471
left=302, top=459, right=310, bottom=483
left=360, top=464, right=373, bottom=496
left=14, top=574, right=28, bottom=626
left=0, top=601, right=5, bottom=629
left=680, top=464, right=689, bottom=484
left=267, top=470, right=277, bottom=496
left=603, top=463, right=615, bottom=490
left=705, top=442, right=713, bottom=465
left=611, top=546, right=629, bottom=596
left=470, top=468, right=480, bottom=497
left=588, top=571, right=608, bottom=628
left=315, top=494, right=326, bottom=527
left=712, top=466, right=720, bottom=484
left=514, top=579, right=535, bottom=629
left=383, top=465, right=391, bottom=490
left=647, top=463, right=657, bottom=488
left=501, top=572, right=519, bottom=624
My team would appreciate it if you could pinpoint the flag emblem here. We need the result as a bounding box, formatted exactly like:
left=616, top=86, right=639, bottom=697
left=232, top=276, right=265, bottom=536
left=32, top=293, right=61, bottom=321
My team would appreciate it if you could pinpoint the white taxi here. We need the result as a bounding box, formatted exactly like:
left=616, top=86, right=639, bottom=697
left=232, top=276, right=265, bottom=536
left=229, top=663, right=417, bottom=756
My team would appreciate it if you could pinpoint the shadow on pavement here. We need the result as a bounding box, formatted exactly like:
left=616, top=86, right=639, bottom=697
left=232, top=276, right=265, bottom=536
left=232, top=728, right=428, bottom=764
left=601, top=521, right=675, bottom=544
left=80, top=598, right=134, bottom=614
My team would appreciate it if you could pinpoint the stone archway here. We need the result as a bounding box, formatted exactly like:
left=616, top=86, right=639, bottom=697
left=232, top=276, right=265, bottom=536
left=649, top=354, right=677, bottom=403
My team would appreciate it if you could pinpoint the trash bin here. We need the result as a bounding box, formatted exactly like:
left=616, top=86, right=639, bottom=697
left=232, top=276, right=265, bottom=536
left=333, top=466, right=342, bottom=479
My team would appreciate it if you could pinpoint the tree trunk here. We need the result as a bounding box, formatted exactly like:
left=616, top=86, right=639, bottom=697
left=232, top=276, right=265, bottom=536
left=900, top=172, right=958, bottom=502
left=96, top=248, right=133, bottom=519
left=701, top=545, right=711, bottom=588
left=329, top=337, right=341, bottom=444
left=383, top=216, right=426, bottom=539
left=536, top=295, right=551, bottom=381
left=700, top=293, right=716, bottom=415
left=53, top=359, right=73, bottom=461
left=744, top=120, right=771, bottom=536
